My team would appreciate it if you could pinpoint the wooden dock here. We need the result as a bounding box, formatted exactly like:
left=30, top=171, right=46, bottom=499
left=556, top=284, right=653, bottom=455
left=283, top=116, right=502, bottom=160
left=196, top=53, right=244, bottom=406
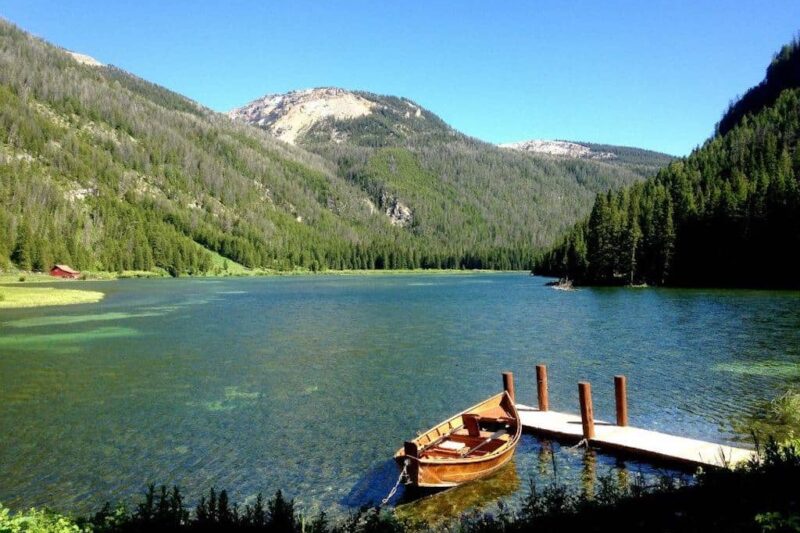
left=503, top=367, right=755, bottom=469
left=516, top=405, right=754, bottom=468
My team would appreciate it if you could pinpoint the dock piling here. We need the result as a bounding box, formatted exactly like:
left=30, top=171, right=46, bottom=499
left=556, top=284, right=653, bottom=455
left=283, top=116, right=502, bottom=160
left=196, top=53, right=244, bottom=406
left=536, top=364, right=549, bottom=411
left=578, top=381, right=595, bottom=439
left=516, top=371, right=755, bottom=468
left=502, top=371, right=515, bottom=403
left=614, top=375, right=628, bottom=427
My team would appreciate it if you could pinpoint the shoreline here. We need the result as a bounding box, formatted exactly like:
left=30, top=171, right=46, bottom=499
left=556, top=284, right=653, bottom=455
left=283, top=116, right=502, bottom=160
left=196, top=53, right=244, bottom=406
left=0, top=270, right=519, bottom=308
left=0, top=268, right=521, bottom=284
left=0, top=286, right=104, bottom=309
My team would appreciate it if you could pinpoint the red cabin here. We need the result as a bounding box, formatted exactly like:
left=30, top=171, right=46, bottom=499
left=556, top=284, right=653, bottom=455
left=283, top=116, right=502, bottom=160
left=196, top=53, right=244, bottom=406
left=50, top=264, right=80, bottom=279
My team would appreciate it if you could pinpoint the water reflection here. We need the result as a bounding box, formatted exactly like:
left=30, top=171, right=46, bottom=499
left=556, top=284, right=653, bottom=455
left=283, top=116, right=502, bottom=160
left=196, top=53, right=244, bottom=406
left=580, top=447, right=597, bottom=499
left=537, top=440, right=555, bottom=477
left=395, top=461, right=520, bottom=524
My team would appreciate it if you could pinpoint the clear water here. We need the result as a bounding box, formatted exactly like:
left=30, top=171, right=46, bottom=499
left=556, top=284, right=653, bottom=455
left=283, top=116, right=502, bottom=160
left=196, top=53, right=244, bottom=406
left=1, top=274, right=799, bottom=519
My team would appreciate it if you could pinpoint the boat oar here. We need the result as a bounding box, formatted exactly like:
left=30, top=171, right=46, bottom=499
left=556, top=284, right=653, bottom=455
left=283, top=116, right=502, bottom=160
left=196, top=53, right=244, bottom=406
left=460, top=429, right=507, bottom=457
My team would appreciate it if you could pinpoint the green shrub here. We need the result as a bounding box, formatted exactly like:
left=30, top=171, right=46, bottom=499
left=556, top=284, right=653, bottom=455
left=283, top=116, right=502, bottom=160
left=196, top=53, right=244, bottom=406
left=0, top=504, right=83, bottom=533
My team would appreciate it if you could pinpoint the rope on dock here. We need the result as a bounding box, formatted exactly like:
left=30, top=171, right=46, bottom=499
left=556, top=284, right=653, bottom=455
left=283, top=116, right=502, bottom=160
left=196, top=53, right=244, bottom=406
left=380, top=459, right=409, bottom=507
left=568, top=438, right=589, bottom=450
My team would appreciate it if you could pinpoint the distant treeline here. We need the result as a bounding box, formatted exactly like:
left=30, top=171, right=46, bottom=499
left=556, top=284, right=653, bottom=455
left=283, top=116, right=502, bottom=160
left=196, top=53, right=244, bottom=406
left=536, top=39, right=800, bottom=288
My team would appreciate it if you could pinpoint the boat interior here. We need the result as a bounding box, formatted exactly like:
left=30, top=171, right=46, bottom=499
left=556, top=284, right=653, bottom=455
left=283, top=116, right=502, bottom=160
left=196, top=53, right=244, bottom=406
left=413, top=402, right=518, bottom=460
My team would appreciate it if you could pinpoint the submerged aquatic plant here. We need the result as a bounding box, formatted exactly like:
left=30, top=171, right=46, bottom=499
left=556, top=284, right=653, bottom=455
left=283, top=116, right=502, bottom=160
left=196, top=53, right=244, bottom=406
left=770, top=390, right=800, bottom=429
left=714, top=361, right=800, bottom=379
left=743, top=389, right=800, bottom=443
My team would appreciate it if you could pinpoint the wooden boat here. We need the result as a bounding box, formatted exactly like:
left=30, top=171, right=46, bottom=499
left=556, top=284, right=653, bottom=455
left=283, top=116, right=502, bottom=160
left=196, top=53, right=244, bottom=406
left=394, top=392, right=521, bottom=488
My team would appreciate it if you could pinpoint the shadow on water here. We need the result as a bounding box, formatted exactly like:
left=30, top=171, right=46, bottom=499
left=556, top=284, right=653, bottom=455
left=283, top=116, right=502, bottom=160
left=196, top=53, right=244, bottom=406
left=340, top=459, right=401, bottom=508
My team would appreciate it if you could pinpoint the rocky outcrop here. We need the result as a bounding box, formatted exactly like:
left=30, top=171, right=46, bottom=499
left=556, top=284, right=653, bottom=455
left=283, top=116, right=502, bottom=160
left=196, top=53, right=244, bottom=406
left=381, top=192, right=413, bottom=227
left=228, top=88, right=375, bottom=145
left=66, top=51, right=103, bottom=67
left=499, top=140, right=616, bottom=160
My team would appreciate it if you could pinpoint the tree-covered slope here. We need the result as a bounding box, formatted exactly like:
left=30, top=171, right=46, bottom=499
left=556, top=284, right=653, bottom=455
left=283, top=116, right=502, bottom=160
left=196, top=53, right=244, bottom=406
left=0, top=18, right=671, bottom=276
left=536, top=39, right=800, bottom=288
left=0, top=20, right=495, bottom=274
left=717, top=37, right=800, bottom=136
left=231, top=89, right=674, bottom=265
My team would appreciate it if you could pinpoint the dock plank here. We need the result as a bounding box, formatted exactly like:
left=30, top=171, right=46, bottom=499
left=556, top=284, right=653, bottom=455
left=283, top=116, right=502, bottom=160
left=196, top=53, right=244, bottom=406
left=517, top=405, right=754, bottom=468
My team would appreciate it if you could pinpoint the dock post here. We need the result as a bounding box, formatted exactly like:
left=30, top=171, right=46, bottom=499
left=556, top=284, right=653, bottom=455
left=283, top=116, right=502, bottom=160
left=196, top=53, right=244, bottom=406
left=502, top=371, right=515, bottom=403
left=578, top=381, right=595, bottom=439
left=615, top=375, right=628, bottom=426
left=536, top=364, right=549, bottom=411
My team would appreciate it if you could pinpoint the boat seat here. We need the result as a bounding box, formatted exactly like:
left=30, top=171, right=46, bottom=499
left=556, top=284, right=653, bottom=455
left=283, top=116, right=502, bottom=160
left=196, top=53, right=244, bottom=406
left=480, top=406, right=509, bottom=420
left=438, top=440, right=467, bottom=451
left=463, top=414, right=481, bottom=437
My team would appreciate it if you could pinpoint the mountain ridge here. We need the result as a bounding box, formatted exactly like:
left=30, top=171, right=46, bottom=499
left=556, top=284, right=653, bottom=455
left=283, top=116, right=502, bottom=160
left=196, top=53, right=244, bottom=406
left=499, top=139, right=617, bottom=160
left=229, top=87, right=674, bottom=163
left=0, top=19, right=673, bottom=274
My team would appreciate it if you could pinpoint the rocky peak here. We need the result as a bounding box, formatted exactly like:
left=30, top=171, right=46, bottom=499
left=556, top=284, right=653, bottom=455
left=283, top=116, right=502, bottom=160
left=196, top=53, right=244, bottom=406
left=66, top=50, right=103, bottom=67
left=228, top=87, right=375, bottom=145
left=499, top=140, right=616, bottom=160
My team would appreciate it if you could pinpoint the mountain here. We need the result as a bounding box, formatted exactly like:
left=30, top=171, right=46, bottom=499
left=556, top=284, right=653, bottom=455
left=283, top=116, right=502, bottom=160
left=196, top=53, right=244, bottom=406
left=499, top=140, right=618, bottom=160
left=228, top=87, right=410, bottom=146
left=0, top=20, right=671, bottom=276
left=535, top=38, right=800, bottom=288
left=0, top=20, right=406, bottom=274
left=230, top=89, right=674, bottom=265
left=499, top=139, right=674, bottom=175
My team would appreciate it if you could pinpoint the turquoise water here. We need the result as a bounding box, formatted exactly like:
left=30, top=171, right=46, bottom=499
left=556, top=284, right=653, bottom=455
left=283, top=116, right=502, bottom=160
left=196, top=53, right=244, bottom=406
left=1, top=274, right=799, bottom=518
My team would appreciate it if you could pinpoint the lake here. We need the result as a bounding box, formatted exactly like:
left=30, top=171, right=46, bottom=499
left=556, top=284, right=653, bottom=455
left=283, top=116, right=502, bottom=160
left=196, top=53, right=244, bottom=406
left=1, top=274, right=799, bottom=519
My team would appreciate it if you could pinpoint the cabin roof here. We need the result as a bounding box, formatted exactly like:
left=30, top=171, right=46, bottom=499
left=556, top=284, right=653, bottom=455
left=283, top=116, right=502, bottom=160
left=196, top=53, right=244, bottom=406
left=52, top=264, right=80, bottom=274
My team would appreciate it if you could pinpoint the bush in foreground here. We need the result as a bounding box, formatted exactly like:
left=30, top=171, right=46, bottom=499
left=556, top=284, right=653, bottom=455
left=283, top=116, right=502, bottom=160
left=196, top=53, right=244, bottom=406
left=2, top=439, right=799, bottom=532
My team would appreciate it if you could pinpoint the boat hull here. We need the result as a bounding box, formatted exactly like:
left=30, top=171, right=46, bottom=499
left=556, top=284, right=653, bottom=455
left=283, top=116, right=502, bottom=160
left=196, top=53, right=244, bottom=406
left=394, top=392, right=521, bottom=489
left=397, top=440, right=516, bottom=488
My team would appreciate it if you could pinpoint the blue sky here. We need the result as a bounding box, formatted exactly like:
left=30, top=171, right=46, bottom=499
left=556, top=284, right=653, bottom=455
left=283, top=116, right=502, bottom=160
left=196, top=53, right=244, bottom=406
left=2, top=1, right=798, bottom=155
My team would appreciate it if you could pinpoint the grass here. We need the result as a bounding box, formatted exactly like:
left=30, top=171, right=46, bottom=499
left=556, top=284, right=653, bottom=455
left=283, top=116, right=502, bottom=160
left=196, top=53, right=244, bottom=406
left=0, top=266, right=500, bottom=308
left=0, top=270, right=167, bottom=284
left=0, top=271, right=67, bottom=284
left=0, top=286, right=104, bottom=308
left=302, top=268, right=500, bottom=276
left=196, top=244, right=251, bottom=276
left=0, top=266, right=512, bottom=286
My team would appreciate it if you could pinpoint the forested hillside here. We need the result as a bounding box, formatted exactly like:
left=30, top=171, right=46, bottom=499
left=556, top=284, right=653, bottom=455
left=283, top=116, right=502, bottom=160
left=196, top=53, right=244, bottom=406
left=232, top=90, right=674, bottom=269
left=536, top=38, right=800, bottom=288
left=0, top=19, right=670, bottom=275
left=0, top=20, right=402, bottom=274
